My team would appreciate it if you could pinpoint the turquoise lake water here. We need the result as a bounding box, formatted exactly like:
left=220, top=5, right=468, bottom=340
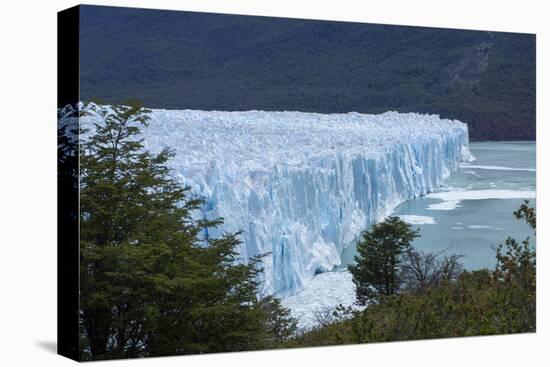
left=341, top=141, right=536, bottom=271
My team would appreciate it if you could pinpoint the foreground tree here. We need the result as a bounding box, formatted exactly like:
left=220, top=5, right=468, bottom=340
left=492, top=200, right=536, bottom=333
left=289, top=204, right=536, bottom=347
left=79, top=101, right=296, bottom=360
left=400, top=248, right=463, bottom=291
left=348, top=216, right=419, bottom=305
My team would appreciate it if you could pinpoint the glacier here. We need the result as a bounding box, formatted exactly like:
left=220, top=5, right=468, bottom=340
left=281, top=270, right=359, bottom=329
left=80, top=108, right=473, bottom=296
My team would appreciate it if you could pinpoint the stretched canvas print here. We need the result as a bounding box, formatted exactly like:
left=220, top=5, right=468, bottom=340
left=58, top=4, right=536, bottom=361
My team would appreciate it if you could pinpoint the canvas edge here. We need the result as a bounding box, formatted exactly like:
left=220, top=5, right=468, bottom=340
left=57, top=4, right=81, bottom=362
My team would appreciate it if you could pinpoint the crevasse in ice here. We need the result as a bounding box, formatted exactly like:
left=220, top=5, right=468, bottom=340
left=82, top=108, right=473, bottom=296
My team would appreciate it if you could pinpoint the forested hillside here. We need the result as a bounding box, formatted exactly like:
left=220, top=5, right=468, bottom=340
left=79, top=5, right=535, bottom=141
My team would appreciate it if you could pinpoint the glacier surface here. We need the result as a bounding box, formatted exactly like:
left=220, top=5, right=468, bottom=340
left=281, top=270, right=359, bottom=329
left=81, top=108, right=472, bottom=296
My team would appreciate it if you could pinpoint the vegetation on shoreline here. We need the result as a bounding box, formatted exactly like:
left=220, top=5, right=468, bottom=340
left=77, top=102, right=535, bottom=360
left=287, top=206, right=535, bottom=348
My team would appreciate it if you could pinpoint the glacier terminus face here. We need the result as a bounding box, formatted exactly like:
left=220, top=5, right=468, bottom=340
left=82, top=108, right=473, bottom=296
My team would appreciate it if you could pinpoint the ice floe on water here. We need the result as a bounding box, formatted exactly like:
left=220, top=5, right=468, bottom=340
left=399, top=215, right=436, bottom=225
left=427, top=189, right=535, bottom=211
left=428, top=200, right=462, bottom=211
left=467, top=225, right=503, bottom=230
left=461, top=164, right=536, bottom=172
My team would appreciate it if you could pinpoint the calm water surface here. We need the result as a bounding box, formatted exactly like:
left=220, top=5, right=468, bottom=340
left=342, top=141, right=536, bottom=270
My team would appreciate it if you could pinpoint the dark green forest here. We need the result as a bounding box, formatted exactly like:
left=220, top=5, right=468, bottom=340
left=76, top=103, right=535, bottom=360
left=79, top=5, right=535, bottom=141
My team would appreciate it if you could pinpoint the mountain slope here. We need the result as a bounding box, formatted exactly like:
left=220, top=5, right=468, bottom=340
left=78, top=5, right=535, bottom=141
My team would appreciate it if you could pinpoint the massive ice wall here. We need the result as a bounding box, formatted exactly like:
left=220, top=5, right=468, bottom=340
left=82, top=108, right=472, bottom=296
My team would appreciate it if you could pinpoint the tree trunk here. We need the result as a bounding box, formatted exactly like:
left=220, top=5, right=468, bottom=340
left=82, top=307, right=111, bottom=358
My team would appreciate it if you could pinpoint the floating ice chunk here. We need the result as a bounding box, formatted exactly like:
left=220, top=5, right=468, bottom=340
left=428, top=189, right=535, bottom=201
left=427, top=189, right=535, bottom=211
left=467, top=225, right=504, bottom=230
left=399, top=215, right=436, bottom=225
left=461, top=164, right=535, bottom=172
left=428, top=200, right=462, bottom=211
